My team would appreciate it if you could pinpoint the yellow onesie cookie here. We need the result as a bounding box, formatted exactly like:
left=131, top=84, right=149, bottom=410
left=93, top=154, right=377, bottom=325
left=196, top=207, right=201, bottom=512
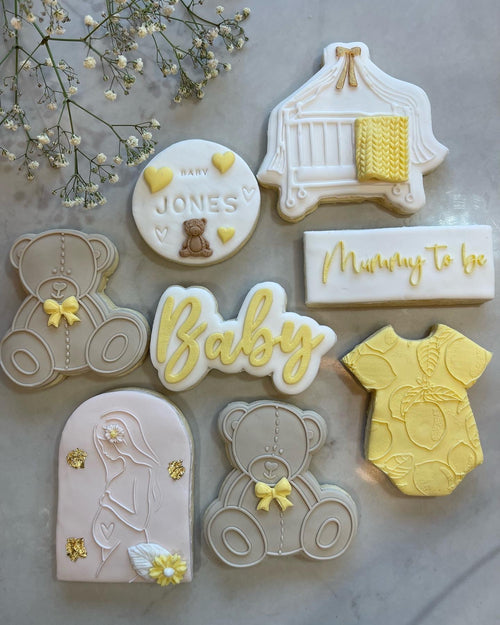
left=343, top=325, right=491, bottom=496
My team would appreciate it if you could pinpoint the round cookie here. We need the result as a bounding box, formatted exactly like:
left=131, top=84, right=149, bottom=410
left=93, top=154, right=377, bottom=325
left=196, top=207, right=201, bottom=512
left=132, top=139, right=260, bottom=265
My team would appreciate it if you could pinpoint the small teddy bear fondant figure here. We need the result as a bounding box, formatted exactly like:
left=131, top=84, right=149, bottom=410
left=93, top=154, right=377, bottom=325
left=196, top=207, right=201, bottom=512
left=0, top=229, right=150, bottom=389
left=204, top=400, right=358, bottom=567
left=179, top=218, right=213, bottom=258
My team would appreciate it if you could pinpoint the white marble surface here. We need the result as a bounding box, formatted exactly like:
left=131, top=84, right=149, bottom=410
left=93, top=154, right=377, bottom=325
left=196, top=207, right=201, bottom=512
left=0, top=1, right=499, bottom=623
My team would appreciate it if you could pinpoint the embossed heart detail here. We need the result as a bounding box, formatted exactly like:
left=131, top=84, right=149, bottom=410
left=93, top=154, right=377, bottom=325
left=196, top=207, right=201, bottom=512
left=100, top=522, right=115, bottom=539
left=217, top=227, right=235, bottom=244
left=212, top=151, right=235, bottom=174
left=242, top=186, right=256, bottom=202
left=144, top=166, right=174, bottom=193
left=155, top=226, right=168, bottom=242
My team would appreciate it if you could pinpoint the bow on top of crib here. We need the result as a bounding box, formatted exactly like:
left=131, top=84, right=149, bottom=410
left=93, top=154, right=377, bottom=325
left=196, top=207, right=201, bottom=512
left=335, top=46, right=361, bottom=90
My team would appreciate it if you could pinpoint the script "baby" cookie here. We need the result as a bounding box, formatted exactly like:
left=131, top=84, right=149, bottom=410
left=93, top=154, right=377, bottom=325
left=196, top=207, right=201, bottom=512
left=150, top=282, right=337, bottom=394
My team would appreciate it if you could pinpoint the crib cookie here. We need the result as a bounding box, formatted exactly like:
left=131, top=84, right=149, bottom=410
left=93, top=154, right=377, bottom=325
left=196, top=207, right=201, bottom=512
left=0, top=229, right=149, bottom=389
left=342, top=325, right=492, bottom=496
left=150, top=281, right=337, bottom=394
left=132, top=139, right=260, bottom=265
left=304, top=225, right=494, bottom=307
left=258, top=42, right=448, bottom=221
left=204, top=400, right=358, bottom=567
left=57, top=389, right=193, bottom=584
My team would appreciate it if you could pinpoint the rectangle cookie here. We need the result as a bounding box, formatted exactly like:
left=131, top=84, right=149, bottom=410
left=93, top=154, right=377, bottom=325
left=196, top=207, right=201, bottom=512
left=304, top=225, right=494, bottom=307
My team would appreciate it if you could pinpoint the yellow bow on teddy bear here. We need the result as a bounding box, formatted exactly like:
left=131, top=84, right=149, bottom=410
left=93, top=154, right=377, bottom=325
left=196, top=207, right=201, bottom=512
left=255, top=477, right=294, bottom=512
left=43, top=296, right=80, bottom=328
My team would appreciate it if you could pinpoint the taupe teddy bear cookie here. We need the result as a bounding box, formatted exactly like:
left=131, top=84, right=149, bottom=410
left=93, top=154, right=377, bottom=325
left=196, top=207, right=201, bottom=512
left=204, top=400, right=358, bottom=567
left=1, top=229, right=149, bottom=389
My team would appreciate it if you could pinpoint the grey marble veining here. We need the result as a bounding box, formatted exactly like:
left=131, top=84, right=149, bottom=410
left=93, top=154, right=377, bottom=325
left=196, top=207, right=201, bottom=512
left=0, top=1, right=499, bottom=624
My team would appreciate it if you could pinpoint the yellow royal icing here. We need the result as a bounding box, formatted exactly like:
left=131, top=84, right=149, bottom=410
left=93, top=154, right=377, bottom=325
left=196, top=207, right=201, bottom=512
left=255, top=477, right=294, bottom=512
left=144, top=166, right=174, bottom=193
left=343, top=325, right=491, bottom=496
left=43, top=296, right=80, bottom=327
left=212, top=151, right=235, bottom=174
left=217, top=226, right=235, bottom=244
left=355, top=116, right=409, bottom=183
left=151, top=283, right=336, bottom=394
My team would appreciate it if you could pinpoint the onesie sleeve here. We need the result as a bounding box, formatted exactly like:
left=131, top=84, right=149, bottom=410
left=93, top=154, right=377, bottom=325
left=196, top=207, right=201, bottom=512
left=342, top=327, right=397, bottom=391
left=444, top=329, right=492, bottom=388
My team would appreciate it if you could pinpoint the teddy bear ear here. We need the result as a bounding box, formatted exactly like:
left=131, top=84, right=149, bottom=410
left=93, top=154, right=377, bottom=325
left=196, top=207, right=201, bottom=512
left=303, top=411, right=327, bottom=452
left=202, top=218, right=207, bottom=225
left=87, top=235, right=117, bottom=271
left=10, top=234, right=34, bottom=269
left=219, top=402, right=248, bottom=442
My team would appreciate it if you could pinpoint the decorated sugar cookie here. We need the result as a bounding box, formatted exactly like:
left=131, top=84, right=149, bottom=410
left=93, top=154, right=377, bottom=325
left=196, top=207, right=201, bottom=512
left=57, top=389, right=193, bottom=584
left=132, top=139, right=260, bottom=265
left=0, top=230, right=149, bottom=389
left=304, top=225, right=494, bottom=306
left=258, top=42, right=448, bottom=221
left=150, top=281, right=337, bottom=394
left=343, top=325, right=492, bottom=496
left=204, top=400, right=358, bottom=567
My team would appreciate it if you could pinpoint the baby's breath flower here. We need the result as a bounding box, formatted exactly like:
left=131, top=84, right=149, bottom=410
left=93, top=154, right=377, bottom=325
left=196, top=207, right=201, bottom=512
left=170, top=64, right=178, bottom=75
left=69, top=134, right=81, bottom=146
left=104, top=89, right=117, bottom=101
left=220, top=25, right=230, bottom=36
left=109, top=174, right=119, bottom=183
left=193, top=37, right=202, bottom=48
left=234, top=13, right=243, bottom=22
left=150, top=119, right=160, bottom=129
left=68, top=86, right=78, bottom=95
left=116, top=55, right=127, bottom=69
left=10, top=17, right=22, bottom=30
left=216, top=5, right=224, bottom=13
left=83, top=56, right=97, bottom=69
left=113, top=155, right=123, bottom=165
left=243, top=8, right=251, bottom=16
left=55, top=26, right=65, bottom=35
left=142, top=131, right=152, bottom=140
left=47, top=102, right=58, bottom=111
left=20, top=59, right=32, bottom=71
left=162, top=6, right=175, bottom=17
left=127, top=135, right=139, bottom=147
left=84, top=15, right=98, bottom=27
left=45, top=57, right=53, bottom=67
left=133, top=58, right=143, bottom=72
left=223, top=63, right=231, bottom=72
left=6, top=152, right=16, bottom=161
left=137, top=24, right=147, bottom=38
left=96, top=153, right=107, bottom=164
left=28, top=160, right=39, bottom=169
left=236, top=38, right=245, bottom=48
left=37, top=133, right=50, bottom=145
left=26, top=13, right=36, bottom=23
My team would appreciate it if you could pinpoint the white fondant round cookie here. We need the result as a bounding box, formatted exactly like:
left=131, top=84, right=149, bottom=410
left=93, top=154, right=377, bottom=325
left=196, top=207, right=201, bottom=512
left=132, top=139, right=260, bottom=265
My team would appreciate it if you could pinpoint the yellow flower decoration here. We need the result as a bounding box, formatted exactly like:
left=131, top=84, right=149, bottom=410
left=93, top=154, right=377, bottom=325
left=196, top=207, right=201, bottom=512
left=149, top=553, right=187, bottom=586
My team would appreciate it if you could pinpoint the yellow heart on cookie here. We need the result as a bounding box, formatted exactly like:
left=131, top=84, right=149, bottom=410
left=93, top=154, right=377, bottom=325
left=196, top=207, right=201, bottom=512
left=212, top=151, right=235, bottom=174
left=217, top=227, right=235, bottom=244
left=144, top=166, right=174, bottom=193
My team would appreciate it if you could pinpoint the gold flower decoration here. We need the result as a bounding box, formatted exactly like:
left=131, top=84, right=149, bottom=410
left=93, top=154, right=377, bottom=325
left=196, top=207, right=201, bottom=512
left=168, top=460, right=185, bottom=481
left=149, top=553, right=187, bottom=586
left=66, top=448, right=87, bottom=469
left=66, top=537, right=87, bottom=562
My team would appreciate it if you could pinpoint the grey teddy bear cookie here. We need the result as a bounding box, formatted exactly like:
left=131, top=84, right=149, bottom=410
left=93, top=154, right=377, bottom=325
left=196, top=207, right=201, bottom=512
left=1, top=229, right=149, bottom=389
left=204, top=400, right=358, bottom=567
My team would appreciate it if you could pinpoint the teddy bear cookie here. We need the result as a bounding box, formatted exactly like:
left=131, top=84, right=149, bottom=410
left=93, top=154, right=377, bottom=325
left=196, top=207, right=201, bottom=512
left=342, top=325, right=492, bottom=496
left=57, top=389, right=193, bottom=585
left=132, top=139, right=260, bottom=265
left=204, top=400, right=358, bottom=567
left=1, top=229, right=149, bottom=389
left=258, top=42, right=448, bottom=221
